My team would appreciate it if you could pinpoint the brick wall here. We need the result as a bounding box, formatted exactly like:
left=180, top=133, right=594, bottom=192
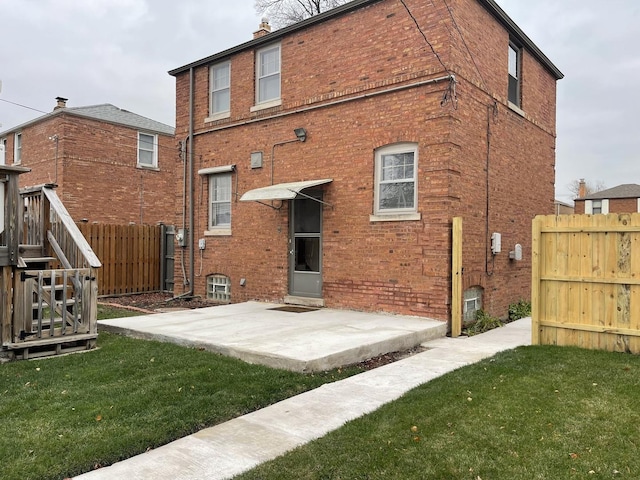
left=4, top=112, right=177, bottom=225
left=172, top=0, right=559, bottom=321
left=610, top=198, right=640, bottom=213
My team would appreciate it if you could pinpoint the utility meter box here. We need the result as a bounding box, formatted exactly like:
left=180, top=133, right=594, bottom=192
left=176, top=228, right=188, bottom=247
left=491, top=232, right=502, bottom=254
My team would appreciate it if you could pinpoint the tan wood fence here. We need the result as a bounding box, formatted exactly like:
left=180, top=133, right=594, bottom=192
left=532, top=213, right=640, bottom=353
left=78, top=224, right=162, bottom=296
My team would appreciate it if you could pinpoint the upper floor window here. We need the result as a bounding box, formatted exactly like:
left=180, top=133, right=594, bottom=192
left=14, top=132, right=22, bottom=165
left=209, top=173, right=232, bottom=231
left=0, top=138, right=6, bottom=165
left=256, top=44, right=281, bottom=105
left=137, top=132, right=157, bottom=168
left=210, top=61, right=230, bottom=118
left=586, top=199, right=608, bottom=215
left=373, top=143, right=418, bottom=216
left=508, top=43, right=521, bottom=107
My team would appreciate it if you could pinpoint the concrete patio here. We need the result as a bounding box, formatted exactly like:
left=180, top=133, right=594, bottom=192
left=98, top=301, right=448, bottom=372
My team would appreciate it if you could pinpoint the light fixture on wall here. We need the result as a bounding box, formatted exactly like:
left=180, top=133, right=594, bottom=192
left=294, top=128, right=307, bottom=142
left=270, top=128, right=309, bottom=185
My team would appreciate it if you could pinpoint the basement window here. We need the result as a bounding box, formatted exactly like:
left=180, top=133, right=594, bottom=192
left=207, top=274, right=231, bottom=302
left=463, top=286, right=483, bottom=323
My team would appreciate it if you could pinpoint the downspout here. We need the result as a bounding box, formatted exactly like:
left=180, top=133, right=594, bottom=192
left=188, top=66, right=195, bottom=295
left=485, top=101, right=497, bottom=276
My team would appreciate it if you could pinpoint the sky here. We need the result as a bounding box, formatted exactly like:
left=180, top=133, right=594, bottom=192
left=1, top=0, right=638, bottom=203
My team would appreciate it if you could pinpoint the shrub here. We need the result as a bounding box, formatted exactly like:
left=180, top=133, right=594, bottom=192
left=508, top=299, right=531, bottom=321
left=465, top=309, right=503, bottom=336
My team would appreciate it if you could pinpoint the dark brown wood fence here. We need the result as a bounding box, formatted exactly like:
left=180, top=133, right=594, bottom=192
left=78, top=224, right=162, bottom=296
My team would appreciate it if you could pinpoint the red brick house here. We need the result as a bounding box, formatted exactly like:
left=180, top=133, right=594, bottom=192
left=168, top=0, right=562, bottom=324
left=574, top=184, right=640, bottom=215
left=0, top=98, right=176, bottom=225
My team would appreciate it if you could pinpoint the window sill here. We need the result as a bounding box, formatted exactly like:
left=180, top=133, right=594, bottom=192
left=137, top=165, right=159, bottom=171
left=205, top=112, right=230, bottom=123
left=250, top=99, right=282, bottom=112
left=507, top=101, right=525, bottom=117
left=369, top=212, right=421, bottom=222
left=205, top=228, right=232, bottom=237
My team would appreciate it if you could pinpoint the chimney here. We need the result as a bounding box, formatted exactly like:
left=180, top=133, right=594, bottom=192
left=253, top=17, right=272, bottom=39
left=578, top=178, right=586, bottom=198
left=54, top=97, right=68, bottom=110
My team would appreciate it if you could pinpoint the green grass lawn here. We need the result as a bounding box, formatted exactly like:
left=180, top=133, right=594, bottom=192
left=0, top=327, right=361, bottom=480
left=236, top=345, right=640, bottom=480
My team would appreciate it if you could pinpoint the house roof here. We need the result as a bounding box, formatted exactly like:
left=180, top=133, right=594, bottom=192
left=581, top=184, right=640, bottom=200
left=0, top=104, right=175, bottom=137
left=168, top=0, right=563, bottom=80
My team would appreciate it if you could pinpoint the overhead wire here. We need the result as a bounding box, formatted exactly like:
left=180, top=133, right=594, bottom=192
left=399, top=0, right=449, bottom=75
left=441, top=0, right=487, bottom=91
left=398, top=0, right=457, bottom=109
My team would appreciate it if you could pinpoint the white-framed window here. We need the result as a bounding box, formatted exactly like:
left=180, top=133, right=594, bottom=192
left=256, top=43, right=281, bottom=105
left=508, top=43, right=521, bottom=107
left=0, top=138, right=6, bottom=165
left=585, top=199, right=609, bottom=215
left=137, top=132, right=158, bottom=168
left=209, top=173, right=232, bottom=230
left=210, top=61, right=230, bottom=118
left=14, top=132, right=22, bottom=165
left=373, top=143, right=418, bottom=217
left=207, top=274, right=231, bottom=302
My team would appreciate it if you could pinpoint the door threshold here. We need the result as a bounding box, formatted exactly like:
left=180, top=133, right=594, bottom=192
left=284, top=295, right=325, bottom=308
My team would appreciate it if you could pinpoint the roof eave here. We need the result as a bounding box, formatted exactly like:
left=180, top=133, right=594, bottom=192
left=477, top=0, right=563, bottom=79
left=0, top=109, right=63, bottom=136
left=168, top=0, right=383, bottom=76
left=0, top=108, right=175, bottom=137
left=168, top=0, right=563, bottom=80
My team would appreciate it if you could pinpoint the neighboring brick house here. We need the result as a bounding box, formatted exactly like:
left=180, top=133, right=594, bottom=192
left=574, top=184, right=640, bottom=215
left=0, top=98, right=176, bottom=225
left=168, top=0, right=562, bottom=323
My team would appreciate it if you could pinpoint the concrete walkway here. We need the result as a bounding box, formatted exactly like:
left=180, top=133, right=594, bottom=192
left=76, top=317, right=531, bottom=480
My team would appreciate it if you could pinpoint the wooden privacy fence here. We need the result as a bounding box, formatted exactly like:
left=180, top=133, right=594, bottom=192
left=78, top=224, right=162, bottom=296
left=532, top=213, right=640, bottom=353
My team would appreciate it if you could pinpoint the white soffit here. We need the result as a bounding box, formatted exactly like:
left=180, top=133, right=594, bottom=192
left=240, top=179, right=332, bottom=202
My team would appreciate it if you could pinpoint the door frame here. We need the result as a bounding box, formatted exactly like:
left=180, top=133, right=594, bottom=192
left=288, top=191, right=323, bottom=299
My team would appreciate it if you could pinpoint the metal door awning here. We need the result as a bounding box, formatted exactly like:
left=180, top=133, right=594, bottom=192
left=240, top=179, right=332, bottom=205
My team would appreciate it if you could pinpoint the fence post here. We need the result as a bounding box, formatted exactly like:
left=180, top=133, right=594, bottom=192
left=531, top=215, right=542, bottom=345
left=451, top=217, right=463, bottom=337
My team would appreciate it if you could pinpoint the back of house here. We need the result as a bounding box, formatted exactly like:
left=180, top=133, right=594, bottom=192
left=169, top=0, right=562, bottom=324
